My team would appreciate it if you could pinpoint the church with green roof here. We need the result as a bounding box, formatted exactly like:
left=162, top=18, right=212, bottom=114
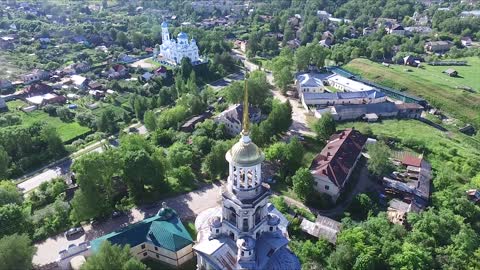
left=90, top=202, right=194, bottom=267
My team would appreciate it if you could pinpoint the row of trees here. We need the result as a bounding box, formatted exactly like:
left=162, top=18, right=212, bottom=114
left=0, top=122, right=65, bottom=179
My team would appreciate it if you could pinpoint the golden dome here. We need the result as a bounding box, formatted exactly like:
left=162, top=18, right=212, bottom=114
left=226, top=136, right=265, bottom=167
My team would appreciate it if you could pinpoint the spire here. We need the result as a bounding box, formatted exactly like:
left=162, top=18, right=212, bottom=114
left=242, top=72, right=250, bottom=135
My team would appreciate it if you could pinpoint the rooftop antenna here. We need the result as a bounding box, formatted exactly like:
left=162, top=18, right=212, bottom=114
left=242, top=72, right=250, bottom=136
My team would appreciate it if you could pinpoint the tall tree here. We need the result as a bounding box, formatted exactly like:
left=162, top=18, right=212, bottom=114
left=0, top=204, right=30, bottom=237
left=0, top=147, right=10, bottom=180
left=312, top=113, right=336, bottom=141
left=366, top=141, right=393, bottom=177
left=292, top=167, right=314, bottom=202
left=71, top=151, right=122, bottom=221
left=143, top=110, right=157, bottom=131
left=0, top=234, right=36, bottom=270
left=81, top=241, right=147, bottom=270
left=202, top=141, right=232, bottom=179
left=0, top=181, right=22, bottom=206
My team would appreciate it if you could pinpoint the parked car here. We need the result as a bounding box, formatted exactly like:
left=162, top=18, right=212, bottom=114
left=65, top=227, right=84, bottom=237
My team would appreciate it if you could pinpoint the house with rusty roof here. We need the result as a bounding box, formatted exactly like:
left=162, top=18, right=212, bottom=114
left=90, top=203, right=194, bottom=267
left=309, top=128, right=367, bottom=201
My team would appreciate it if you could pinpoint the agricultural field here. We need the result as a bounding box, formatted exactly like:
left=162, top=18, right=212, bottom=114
left=6, top=100, right=91, bottom=142
left=344, top=57, right=480, bottom=127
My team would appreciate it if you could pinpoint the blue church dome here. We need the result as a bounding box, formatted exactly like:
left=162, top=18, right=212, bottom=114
left=178, top=32, right=188, bottom=39
left=161, top=21, right=168, bottom=28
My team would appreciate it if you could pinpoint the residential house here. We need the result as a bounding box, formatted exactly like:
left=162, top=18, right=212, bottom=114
left=412, top=12, right=429, bottom=26
left=234, top=40, right=248, bottom=52
left=90, top=203, right=194, bottom=268
left=396, top=103, right=424, bottom=119
left=387, top=24, right=406, bottom=36
left=387, top=199, right=421, bottom=226
left=403, top=55, right=420, bottom=67
left=322, top=31, right=335, bottom=42
left=309, top=128, right=367, bottom=201
left=405, top=26, right=433, bottom=35
left=362, top=27, right=376, bottom=36
left=72, top=62, right=91, bottom=73
left=23, top=83, right=53, bottom=96
left=141, top=72, right=154, bottom=81
left=71, top=75, right=89, bottom=90
left=295, top=72, right=326, bottom=95
left=215, top=103, right=261, bottom=136
left=26, top=93, right=66, bottom=107
left=107, top=65, right=128, bottom=79
left=88, top=81, right=102, bottom=90
left=300, top=215, right=341, bottom=244
left=317, top=10, right=332, bottom=21
left=424, top=41, right=453, bottom=53
left=21, top=69, right=50, bottom=84
left=117, top=53, right=136, bottom=63
left=286, top=39, right=301, bottom=49
left=154, top=66, right=168, bottom=78
left=301, top=90, right=387, bottom=110
left=460, top=10, right=480, bottom=17
left=443, top=68, right=458, bottom=77
left=0, top=36, right=15, bottom=50
left=466, top=189, right=480, bottom=204
left=180, top=111, right=212, bottom=133
left=461, top=37, right=472, bottom=46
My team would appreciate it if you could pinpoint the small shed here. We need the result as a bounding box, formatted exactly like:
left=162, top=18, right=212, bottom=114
left=364, top=113, right=379, bottom=122
left=443, top=69, right=458, bottom=77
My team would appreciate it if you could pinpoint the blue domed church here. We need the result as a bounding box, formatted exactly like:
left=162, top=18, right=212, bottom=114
left=154, top=21, right=200, bottom=65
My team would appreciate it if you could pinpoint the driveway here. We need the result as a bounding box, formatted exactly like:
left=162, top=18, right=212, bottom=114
left=33, top=182, right=222, bottom=266
left=233, top=50, right=315, bottom=137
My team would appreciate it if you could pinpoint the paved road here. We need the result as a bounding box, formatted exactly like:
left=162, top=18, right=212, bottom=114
left=33, top=182, right=223, bottom=266
left=17, top=124, right=146, bottom=194
left=233, top=49, right=315, bottom=137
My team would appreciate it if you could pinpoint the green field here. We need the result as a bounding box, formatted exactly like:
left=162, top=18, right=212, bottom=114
left=337, top=119, right=480, bottom=173
left=6, top=100, right=90, bottom=142
left=344, top=57, right=480, bottom=127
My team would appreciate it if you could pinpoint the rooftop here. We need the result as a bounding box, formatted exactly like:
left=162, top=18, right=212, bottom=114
left=310, top=128, right=367, bottom=188
left=302, top=90, right=385, bottom=101
left=327, top=74, right=374, bottom=92
left=91, top=205, right=193, bottom=253
left=296, top=72, right=327, bottom=88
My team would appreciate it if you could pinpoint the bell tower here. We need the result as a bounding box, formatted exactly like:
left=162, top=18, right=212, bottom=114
left=161, top=21, right=170, bottom=42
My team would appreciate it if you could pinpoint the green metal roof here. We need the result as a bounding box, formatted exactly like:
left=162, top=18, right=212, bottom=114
left=91, top=209, right=193, bottom=253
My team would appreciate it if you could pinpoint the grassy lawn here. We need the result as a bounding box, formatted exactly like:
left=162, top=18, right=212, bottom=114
left=185, top=222, right=197, bottom=240
left=6, top=100, right=90, bottom=142
left=337, top=119, right=480, bottom=173
left=344, top=57, right=480, bottom=127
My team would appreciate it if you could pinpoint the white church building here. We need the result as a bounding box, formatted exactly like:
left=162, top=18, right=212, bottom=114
left=193, top=80, right=301, bottom=270
left=153, top=21, right=201, bottom=65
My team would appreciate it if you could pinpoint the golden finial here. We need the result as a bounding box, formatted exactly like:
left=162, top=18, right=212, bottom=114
left=242, top=72, right=250, bottom=135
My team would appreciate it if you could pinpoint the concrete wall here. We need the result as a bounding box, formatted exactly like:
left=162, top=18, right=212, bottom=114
left=130, top=242, right=194, bottom=267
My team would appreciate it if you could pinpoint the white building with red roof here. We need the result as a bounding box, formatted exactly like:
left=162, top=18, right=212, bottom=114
left=309, top=128, right=367, bottom=201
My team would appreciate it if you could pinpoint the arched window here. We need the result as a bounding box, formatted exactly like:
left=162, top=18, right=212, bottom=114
left=254, top=206, right=263, bottom=225
left=228, top=207, right=237, bottom=226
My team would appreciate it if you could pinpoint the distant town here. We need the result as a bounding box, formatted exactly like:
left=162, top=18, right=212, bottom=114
left=0, top=1, right=479, bottom=270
